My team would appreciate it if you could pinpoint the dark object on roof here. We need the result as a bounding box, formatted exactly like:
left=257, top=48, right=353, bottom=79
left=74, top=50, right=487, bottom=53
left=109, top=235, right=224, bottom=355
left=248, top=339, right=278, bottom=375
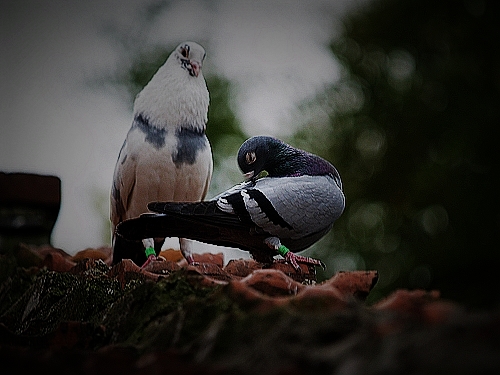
left=0, top=172, right=61, bottom=250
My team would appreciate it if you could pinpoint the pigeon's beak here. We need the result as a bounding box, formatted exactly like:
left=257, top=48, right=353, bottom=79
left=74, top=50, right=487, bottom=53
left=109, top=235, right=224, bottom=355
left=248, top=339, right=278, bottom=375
left=188, top=60, right=201, bottom=77
left=243, top=171, right=255, bottom=180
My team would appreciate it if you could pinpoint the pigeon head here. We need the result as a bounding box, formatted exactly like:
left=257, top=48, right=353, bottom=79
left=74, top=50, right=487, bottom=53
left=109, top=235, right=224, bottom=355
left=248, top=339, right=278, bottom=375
left=237, top=136, right=302, bottom=179
left=237, top=136, right=273, bottom=179
left=173, top=41, right=206, bottom=78
left=132, top=41, right=209, bottom=131
left=238, top=136, right=342, bottom=186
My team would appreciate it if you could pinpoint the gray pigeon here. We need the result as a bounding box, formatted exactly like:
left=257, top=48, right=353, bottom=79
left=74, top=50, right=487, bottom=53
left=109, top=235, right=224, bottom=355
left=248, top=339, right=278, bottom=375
left=116, top=136, right=345, bottom=270
left=110, top=41, right=212, bottom=267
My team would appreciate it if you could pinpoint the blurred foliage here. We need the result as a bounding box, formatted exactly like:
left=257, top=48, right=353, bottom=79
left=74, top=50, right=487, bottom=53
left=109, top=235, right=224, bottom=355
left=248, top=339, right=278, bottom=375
left=295, top=0, right=500, bottom=306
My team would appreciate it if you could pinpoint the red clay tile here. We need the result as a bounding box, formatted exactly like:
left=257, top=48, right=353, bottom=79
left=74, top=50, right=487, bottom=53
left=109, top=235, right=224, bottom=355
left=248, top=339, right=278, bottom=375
left=320, top=270, right=379, bottom=300
left=43, top=251, right=76, bottom=272
left=188, top=262, right=231, bottom=282
left=143, top=259, right=182, bottom=274
left=224, top=259, right=264, bottom=278
left=227, top=277, right=287, bottom=311
left=108, top=259, right=162, bottom=287
left=269, top=261, right=317, bottom=283
left=239, top=269, right=305, bottom=297
left=72, top=247, right=112, bottom=265
left=193, top=252, right=225, bottom=267
left=290, top=286, right=346, bottom=312
left=159, top=248, right=184, bottom=262
left=373, top=289, right=440, bottom=313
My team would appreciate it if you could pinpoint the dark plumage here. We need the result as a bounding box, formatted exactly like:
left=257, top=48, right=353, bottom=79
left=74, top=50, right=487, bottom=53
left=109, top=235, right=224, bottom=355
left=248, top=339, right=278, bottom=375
left=116, top=136, right=345, bottom=270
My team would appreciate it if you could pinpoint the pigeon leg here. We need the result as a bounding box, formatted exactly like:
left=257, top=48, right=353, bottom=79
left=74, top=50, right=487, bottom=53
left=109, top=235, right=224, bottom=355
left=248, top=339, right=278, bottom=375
left=141, top=238, right=158, bottom=268
left=264, top=237, right=326, bottom=271
left=179, top=238, right=196, bottom=264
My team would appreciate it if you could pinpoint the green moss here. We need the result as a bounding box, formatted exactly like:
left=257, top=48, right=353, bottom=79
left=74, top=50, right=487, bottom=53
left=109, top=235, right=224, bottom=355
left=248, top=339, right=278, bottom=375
left=0, top=267, right=38, bottom=317
left=0, top=265, right=127, bottom=338
left=102, top=269, right=225, bottom=349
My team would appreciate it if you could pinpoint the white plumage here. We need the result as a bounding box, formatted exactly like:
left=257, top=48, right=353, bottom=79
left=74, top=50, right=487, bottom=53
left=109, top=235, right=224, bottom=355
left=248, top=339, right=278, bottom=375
left=110, top=41, right=212, bottom=266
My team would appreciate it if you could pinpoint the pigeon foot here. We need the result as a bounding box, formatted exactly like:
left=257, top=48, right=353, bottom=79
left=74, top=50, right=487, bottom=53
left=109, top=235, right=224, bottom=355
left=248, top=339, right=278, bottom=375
left=140, top=245, right=164, bottom=268
left=141, top=254, right=158, bottom=268
left=283, top=251, right=326, bottom=272
left=265, top=237, right=326, bottom=272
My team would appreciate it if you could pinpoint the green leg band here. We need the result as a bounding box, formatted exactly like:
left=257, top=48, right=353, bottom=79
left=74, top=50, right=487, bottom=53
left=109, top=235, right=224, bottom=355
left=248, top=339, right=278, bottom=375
left=144, top=247, right=156, bottom=257
left=277, top=245, right=289, bottom=257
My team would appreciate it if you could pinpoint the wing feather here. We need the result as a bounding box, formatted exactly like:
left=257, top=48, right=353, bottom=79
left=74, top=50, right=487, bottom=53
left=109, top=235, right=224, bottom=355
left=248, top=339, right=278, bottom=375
left=241, top=175, right=344, bottom=238
left=110, top=138, right=137, bottom=228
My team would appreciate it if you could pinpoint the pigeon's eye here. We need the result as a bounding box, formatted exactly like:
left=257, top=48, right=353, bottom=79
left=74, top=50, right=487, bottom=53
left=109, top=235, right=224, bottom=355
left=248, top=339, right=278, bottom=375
left=180, top=45, right=190, bottom=58
left=245, top=152, right=256, bottom=165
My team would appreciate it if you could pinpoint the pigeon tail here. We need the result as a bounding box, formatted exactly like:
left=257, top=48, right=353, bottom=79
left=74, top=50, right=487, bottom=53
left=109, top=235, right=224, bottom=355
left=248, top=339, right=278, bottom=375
left=116, top=212, right=275, bottom=264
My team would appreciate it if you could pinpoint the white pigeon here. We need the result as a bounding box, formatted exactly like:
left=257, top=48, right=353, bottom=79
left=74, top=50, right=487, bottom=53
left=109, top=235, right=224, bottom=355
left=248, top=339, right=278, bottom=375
left=110, top=41, right=212, bottom=267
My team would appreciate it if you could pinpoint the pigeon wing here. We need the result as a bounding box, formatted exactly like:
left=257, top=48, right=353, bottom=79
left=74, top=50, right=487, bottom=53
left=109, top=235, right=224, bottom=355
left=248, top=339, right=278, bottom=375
left=238, top=175, right=345, bottom=239
left=110, top=136, right=137, bottom=229
left=147, top=200, right=246, bottom=229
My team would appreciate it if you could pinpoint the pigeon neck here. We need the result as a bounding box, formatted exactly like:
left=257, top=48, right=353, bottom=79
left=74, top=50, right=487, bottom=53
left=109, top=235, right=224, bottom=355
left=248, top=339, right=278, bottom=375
left=269, top=149, right=338, bottom=179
